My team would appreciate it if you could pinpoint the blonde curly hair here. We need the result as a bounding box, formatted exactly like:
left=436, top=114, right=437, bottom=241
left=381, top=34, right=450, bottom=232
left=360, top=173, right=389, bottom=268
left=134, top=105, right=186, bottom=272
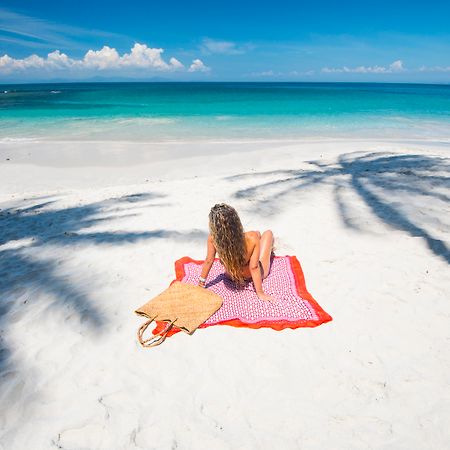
left=209, top=203, right=247, bottom=285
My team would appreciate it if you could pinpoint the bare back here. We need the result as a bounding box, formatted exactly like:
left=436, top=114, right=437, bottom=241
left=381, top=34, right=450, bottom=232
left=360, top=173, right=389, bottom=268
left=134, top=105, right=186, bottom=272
left=201, top=227, right=274, bottom=300
left=207, top=230, right=259, bottom=280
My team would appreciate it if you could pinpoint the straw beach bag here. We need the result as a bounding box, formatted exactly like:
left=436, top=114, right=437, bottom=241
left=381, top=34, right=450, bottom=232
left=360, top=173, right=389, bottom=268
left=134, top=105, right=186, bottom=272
left=135, top=281, right=223, bottom=348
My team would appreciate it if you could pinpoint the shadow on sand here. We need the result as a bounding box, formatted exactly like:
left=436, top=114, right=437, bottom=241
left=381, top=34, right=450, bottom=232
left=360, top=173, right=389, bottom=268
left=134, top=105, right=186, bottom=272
left=0, top=191, right=206, bottom=385
left=228, top=151, right=450, bottom=264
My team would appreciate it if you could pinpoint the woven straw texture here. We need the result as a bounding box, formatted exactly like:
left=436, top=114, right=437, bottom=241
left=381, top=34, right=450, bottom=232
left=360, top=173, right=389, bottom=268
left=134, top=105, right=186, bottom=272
left=135, top=281, right=223, bottom=334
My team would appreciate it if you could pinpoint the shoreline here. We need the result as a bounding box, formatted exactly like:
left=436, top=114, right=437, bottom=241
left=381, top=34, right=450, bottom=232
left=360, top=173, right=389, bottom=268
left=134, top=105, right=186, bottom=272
left=1, top=137, right=449, bottom=197
left=2, top=135, right=450, bottom=145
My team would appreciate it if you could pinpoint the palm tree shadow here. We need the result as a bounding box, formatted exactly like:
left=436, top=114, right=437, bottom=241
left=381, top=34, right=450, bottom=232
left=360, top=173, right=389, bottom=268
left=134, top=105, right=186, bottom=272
left=0, top=191, right=207, bottom=387
left=228, top=151, right=450, bottom=264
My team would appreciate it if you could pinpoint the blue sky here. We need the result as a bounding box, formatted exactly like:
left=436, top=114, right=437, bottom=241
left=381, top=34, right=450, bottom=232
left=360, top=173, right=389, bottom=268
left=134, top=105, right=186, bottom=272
left=0, top=0, right=449, bottom=82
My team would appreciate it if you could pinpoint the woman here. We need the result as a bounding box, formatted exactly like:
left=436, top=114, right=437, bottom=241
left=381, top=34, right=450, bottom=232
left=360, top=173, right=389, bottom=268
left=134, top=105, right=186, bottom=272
left=198, top=203, right=274, bottom=302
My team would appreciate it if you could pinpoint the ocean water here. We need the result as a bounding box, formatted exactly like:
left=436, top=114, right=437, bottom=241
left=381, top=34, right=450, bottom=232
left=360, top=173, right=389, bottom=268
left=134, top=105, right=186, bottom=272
left=0, top=82, right=449, bottom=142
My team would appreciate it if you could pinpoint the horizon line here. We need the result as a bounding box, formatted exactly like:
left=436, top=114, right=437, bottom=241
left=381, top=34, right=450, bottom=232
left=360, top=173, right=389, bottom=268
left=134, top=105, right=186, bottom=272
left=1, top=80, right=449, bottom=87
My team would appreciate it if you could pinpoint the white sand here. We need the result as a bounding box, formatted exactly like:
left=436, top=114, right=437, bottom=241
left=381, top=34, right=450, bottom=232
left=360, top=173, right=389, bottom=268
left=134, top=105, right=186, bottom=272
left=0, top=138, right=449, bottom=449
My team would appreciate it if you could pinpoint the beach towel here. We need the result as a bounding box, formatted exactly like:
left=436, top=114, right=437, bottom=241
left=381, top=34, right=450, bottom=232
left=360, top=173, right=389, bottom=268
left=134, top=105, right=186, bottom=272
left=135, top=281, right=223, bottom=347
left=152, top=255, right=332, bottom=338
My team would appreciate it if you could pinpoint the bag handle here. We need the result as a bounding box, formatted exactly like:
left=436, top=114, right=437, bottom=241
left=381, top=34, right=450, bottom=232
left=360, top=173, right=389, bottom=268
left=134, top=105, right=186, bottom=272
left=137, top=317, right=177, bottom=348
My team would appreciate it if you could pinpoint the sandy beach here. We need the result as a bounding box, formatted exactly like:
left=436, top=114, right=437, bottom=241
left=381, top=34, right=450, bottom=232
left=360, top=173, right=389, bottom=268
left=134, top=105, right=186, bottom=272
left=0, top=136, right=449, bottom=449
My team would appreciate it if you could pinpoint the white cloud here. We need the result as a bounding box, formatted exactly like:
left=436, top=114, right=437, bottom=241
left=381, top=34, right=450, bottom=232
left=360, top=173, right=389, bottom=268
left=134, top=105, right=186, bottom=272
left=418, top=65, right=450, bottom=72
left=247, top=69, right=315, bottom=78
left=200, top=38, right=248, bottom=55
left=322, top=60, right=405, bottom=74
left=47, top=50, right=73, bottom=67
left=83, top=46, right=120, bottom=69
left=0, top=53, right=46, bottom=70
left=249, top=70, right=275, bottom=77
left=120, top=43, right=176, bottom=69
left=0, top=43, right=196, bottom=75
left=261, top=70, right=275, bottom=76
left=188, top=59, right=210, bottom=73
left=289, top=70, right=315, bottom=76
left=389, top=60, right=404, bottom=72
left=169, top=57, right=184, bottom=69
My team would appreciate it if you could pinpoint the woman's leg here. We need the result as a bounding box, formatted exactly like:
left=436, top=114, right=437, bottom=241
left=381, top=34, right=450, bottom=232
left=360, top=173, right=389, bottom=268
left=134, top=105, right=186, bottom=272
left=259, top=230, right=274, bottom=279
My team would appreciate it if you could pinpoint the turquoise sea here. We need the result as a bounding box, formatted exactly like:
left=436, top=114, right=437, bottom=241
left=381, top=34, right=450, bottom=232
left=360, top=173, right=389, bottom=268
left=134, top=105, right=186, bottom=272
left=0, top=82, right=449, bottom=141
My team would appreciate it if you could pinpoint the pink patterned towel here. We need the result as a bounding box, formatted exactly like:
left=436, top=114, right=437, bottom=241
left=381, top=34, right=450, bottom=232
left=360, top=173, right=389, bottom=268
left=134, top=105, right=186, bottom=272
left=153, top=256, right=332, bottom=336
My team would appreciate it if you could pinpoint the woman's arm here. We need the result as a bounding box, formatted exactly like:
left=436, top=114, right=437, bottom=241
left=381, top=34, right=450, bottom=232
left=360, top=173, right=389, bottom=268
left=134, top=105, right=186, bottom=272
left=249, top=237, right=273, bottom=302
left=198, top=234, right=216, bottom=287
